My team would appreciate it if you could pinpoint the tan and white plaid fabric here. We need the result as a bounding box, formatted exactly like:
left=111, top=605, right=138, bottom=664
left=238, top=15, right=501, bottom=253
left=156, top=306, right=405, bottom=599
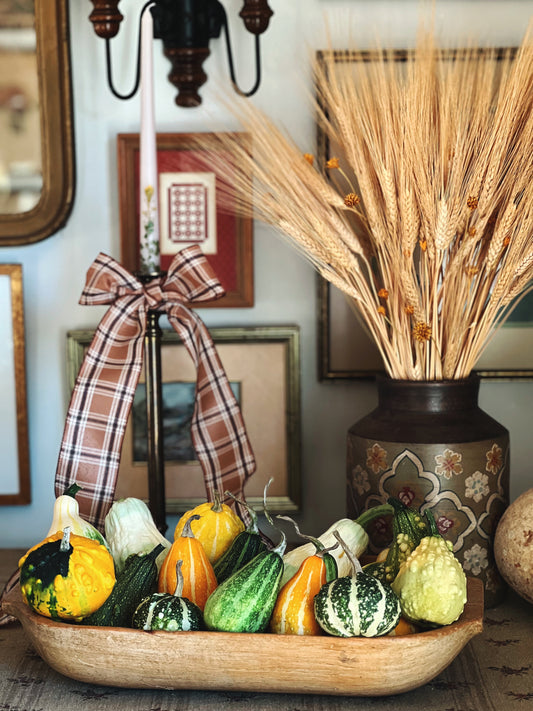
left=55, top=245, right=256, bottom=530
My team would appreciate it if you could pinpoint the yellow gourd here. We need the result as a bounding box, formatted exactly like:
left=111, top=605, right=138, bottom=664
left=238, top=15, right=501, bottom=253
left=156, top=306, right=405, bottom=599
left=19, top=527, right=116, bottom=621
left=173, top=491, right=244, bottom=563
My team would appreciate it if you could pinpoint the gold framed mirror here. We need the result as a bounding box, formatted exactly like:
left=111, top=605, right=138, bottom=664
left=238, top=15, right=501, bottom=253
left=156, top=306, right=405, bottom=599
left=0, top=0, right=74, bottom=245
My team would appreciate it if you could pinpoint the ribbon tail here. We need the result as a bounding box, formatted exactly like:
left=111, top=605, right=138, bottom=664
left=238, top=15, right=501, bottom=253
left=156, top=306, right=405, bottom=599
left=54, top=296, right=147, bottom=531
left=0, top=569, right=20, bottom=626
left=167, top=308, right=256, bottom=524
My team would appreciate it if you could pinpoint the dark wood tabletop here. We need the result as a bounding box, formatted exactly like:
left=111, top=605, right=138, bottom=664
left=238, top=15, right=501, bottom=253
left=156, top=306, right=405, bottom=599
left=1, top=548, right=532, bottom=711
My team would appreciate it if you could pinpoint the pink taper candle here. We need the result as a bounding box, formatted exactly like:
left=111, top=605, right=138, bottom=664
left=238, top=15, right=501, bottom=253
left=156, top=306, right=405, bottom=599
left=139, top=8, right=160, bottom=273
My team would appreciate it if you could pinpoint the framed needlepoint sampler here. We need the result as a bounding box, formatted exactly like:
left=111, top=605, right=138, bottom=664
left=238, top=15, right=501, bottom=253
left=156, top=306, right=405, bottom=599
left=117, top=132, right=254, bottom=307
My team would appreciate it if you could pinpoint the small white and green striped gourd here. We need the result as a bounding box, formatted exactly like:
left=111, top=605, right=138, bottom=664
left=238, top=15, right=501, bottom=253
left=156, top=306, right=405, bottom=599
left=132, top=560, right=203, bottom=632
left=314, top=530, right=401, bottom=637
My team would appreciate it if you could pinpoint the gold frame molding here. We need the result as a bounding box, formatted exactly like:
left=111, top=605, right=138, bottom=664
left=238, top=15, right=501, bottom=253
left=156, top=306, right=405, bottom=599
left=0, top=265, right=30, bottom=505
left=66, top=326, right=301, bottom=514
left=0, top=0, right=75, bottom=245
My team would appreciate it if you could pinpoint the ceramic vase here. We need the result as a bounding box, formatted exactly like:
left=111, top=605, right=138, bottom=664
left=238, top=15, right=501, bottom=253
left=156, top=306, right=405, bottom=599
left=346, top=375, right=509, bottom=607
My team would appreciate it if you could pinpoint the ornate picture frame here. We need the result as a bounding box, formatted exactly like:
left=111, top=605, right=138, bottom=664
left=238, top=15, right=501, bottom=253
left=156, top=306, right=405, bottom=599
left=0, top=1, right=75, bottom=246
left=0, top=264, right=30, bottom=504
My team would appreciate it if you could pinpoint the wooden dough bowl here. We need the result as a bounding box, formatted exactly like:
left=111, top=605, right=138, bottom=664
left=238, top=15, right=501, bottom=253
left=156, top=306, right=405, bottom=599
left=3, top=578, right=483, bottom=696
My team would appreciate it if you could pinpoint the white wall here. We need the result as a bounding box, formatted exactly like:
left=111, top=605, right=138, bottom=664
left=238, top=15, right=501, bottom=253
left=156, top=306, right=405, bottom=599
left=1, top=0, right=532, bottom=548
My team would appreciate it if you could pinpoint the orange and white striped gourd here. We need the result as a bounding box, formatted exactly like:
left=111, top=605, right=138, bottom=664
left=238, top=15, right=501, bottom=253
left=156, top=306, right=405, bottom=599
left=159, top=514, right=217, bottom=610
left=173, top=491, right=245, bottom=564
left=270, top=520, right=338, bottom=636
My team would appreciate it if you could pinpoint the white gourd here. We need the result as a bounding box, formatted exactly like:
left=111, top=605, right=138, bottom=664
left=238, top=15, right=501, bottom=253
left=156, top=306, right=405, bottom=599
left=104, top=497, right=171, bottom=572
left=46, top=484, right=108, bottom=549
left=281, top=518, right=368, bottom=587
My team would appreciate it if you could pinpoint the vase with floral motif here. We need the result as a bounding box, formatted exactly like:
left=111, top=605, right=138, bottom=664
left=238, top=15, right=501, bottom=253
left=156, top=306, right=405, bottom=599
left=346, top=375, right=509, bottom=608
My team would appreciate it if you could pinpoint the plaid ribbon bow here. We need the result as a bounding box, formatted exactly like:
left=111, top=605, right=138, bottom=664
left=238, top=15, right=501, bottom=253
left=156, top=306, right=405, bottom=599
left=0, top=246, right=256, bottom=623
left=55, top=245, right=256, bottom=530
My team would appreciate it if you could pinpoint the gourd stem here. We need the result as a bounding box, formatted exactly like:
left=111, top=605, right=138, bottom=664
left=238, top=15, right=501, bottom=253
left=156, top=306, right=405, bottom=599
left=263, top=478, right=287, bottom=556
left=148, top=543, right=166, bottom=560
left=272, top=530, right=287, bottom=557
left=225, top=490, right=260, bottom=534
left=355, top=503, right=394, bottom=530
left=173, top=559, right=184, bottom=598
left=63, top=483, right=82, bottom=499
left=333, top=530, right=363, bottom=576
left=60, top=526, right=72, bottom=552
left=182, top=514, right=200, bottom=538
left=424, top=509, right=441, bottom=537
left=211, top=489, right=223, bottom=513
left=277, top=515, right=337, bottom=555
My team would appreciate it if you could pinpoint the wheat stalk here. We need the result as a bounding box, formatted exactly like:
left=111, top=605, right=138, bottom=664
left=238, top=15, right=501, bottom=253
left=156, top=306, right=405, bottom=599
left=192, top=24, right=533, bottom=380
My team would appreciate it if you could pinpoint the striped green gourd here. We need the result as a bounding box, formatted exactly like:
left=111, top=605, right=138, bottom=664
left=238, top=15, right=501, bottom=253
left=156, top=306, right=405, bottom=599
left=132, top=560, right=204, bottom=631
left=314, top=531, right=401, bottom=637
left=204, top=478, right=286, bottom=633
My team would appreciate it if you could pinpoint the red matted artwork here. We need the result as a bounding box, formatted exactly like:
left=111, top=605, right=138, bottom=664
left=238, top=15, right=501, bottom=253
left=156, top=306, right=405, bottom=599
left=117, top=132, right=254, bottom=307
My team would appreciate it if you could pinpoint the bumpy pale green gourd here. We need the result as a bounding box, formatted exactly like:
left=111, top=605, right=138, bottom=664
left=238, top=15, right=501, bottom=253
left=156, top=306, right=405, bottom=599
left=391, top=510, right=467, bottom=627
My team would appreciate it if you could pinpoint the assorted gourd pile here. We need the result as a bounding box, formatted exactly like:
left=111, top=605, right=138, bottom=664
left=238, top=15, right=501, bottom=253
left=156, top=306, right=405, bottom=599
left=18, top=483, right=468, bottom=637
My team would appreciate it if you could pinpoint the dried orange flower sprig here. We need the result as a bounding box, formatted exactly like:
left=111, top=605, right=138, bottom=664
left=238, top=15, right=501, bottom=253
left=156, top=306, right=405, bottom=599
left=186, top=24, right=533, bottom=380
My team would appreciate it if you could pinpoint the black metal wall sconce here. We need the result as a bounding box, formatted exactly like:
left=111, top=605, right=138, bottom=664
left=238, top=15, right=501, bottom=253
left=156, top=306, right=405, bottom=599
left=88, top=0, right=274, bottom=107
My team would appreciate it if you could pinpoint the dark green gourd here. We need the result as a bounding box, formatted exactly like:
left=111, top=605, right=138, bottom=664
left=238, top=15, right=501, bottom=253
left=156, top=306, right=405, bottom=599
left=84, top=543, right=165, bottom=627
left=132, top=560, right=204, bottom=631
left=364, top=498, right=429, bottom=585
left=314, top=531, right=401, bottom=637
left=213, top=492, right=267, bottom=583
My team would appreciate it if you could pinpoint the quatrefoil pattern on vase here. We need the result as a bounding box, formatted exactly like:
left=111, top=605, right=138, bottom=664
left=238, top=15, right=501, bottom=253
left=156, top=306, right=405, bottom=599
left=347, top=435, right=510, bottom=608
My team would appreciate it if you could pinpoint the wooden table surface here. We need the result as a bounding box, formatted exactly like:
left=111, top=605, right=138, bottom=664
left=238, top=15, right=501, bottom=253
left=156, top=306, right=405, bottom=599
left=1, top=548, right=532, bottom=711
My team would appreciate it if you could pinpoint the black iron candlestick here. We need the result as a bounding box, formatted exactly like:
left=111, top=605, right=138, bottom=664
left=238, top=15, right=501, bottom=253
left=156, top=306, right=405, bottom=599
left=136, top=271, right=167, bottom=535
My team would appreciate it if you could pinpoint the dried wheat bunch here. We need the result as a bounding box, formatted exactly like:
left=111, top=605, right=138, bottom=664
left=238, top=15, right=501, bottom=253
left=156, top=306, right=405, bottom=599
left=197, top=24, right=533, bottom=380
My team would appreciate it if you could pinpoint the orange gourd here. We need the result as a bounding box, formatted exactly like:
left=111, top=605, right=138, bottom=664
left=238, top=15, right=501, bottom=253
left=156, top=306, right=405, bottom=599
left=173, top=491, right=244, bottom=564
left=388, top=616, right=418, bottom=636
left=270, top=519, right=338, bottom=635
left=159, top=514, right=217, bottom=610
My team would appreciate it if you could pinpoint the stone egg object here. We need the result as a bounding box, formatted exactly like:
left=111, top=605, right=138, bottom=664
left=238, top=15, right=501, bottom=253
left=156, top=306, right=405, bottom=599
left=494, top=488, right=533, bottom=604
